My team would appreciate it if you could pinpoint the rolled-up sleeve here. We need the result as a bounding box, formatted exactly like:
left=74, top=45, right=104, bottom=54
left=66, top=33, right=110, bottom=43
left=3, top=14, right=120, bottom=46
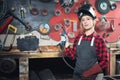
left=64, top=45, right=76, bottom=60
left=64, top=35, right=80, bottom=60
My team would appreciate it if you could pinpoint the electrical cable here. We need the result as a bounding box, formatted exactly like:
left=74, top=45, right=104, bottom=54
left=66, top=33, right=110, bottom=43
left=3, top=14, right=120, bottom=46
left=61, top=51, right=75, bottom=70
left=58, top=25, right=75, bottom=70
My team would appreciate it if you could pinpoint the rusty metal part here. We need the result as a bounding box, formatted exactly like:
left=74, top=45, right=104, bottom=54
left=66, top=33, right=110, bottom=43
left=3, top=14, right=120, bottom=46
left=41, top=8, right=48, bottom=16
left=30, top=8, right=39, bottom=15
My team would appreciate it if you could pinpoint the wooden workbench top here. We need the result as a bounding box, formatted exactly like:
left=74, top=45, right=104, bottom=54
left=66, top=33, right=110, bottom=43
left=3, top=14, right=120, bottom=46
left=0, top=46, right=63, bottom=58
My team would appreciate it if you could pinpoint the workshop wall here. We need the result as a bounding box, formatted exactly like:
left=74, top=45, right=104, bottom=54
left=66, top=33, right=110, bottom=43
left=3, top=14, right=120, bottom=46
left=0, top=0, right=120, bottom=47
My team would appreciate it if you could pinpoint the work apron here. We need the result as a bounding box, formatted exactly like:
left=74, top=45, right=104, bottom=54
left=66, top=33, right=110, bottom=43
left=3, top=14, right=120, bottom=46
left=73, top=36, right=98, bottom=80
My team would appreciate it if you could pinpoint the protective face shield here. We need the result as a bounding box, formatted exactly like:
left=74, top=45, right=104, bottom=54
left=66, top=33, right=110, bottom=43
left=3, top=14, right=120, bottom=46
left=78, top=4, right=96, bottom=20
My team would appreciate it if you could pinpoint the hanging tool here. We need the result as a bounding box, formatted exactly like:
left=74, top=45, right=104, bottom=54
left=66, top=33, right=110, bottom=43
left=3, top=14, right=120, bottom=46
left=57, top=26, right=74, bottom=70
left=57, top=26, right=68, bottom=50
left=20, top=7, right=26, bottom=19
left=8, top=9, right=32, bottom=31
left=3, top=8, right=32, bottom=31
left=0, top=16, right=13, bottom=34
left=2, top=24, right=17, bottom=51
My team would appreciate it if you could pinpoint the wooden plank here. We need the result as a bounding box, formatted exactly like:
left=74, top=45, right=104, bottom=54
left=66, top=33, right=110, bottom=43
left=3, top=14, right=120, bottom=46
left=19, top=57, right=29, bottom=80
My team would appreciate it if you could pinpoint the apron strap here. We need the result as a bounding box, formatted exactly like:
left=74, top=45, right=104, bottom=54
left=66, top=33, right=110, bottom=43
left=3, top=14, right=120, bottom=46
left=78, top=36, right=83, bottom=45
left=91, top=37, right=95, bottom=46
left=78, top=36, right=95, bottom=46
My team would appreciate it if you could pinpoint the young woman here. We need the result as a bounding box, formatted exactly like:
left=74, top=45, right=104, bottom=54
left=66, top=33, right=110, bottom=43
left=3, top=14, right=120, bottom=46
left=64, top=4, right=109, bottom=80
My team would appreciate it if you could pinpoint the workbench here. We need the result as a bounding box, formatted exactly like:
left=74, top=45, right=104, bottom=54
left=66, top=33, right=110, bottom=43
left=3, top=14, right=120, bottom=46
left=0, top=46, right=62, bottom=80
left=0, top=44, right=120, bottom=80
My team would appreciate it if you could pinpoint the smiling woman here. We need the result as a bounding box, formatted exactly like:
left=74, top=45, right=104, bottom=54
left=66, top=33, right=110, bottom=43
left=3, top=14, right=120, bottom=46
left=64, top=3, right=109, bottom=80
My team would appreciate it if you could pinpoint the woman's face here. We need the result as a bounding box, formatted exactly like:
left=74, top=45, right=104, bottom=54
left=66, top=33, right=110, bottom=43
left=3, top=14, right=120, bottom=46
left=81, top=15, right=94, bottom=31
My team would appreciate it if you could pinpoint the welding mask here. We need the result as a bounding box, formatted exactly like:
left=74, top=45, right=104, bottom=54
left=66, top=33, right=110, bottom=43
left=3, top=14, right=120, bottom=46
left=77, top=4, right=96, bottom=20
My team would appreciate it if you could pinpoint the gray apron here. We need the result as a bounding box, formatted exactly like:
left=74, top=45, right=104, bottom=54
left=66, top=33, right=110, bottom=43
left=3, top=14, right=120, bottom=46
left=73, top=36, right=98, bottom=80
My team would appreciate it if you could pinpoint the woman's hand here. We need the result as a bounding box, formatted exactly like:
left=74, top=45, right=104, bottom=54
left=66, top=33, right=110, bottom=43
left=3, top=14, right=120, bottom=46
left=65, top=42, right=73, bottom=48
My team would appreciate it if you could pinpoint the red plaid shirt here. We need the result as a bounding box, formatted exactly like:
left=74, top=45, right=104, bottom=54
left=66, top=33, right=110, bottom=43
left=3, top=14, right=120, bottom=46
left=64, top=33, right=109, bottom=69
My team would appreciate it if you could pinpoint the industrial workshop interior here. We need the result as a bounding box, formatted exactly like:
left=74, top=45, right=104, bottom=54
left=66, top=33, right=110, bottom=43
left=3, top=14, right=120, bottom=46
left=0, top=0, right=120, bottom=80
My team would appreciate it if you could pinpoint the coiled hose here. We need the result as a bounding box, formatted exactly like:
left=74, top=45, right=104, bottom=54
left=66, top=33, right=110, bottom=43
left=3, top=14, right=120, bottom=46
left=61, top=51, right=75, bottom=70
